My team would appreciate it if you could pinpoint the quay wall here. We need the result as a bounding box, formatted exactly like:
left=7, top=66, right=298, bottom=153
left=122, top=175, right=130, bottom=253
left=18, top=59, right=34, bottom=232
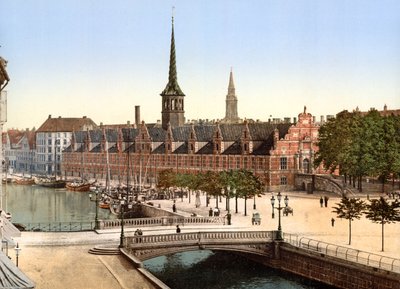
left=130, top=203, right=178, bottom=218
left=258, top=243, right=399, bottom=289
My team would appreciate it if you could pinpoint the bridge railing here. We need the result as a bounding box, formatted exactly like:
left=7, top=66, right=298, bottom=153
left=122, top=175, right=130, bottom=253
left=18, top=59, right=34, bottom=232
left=125, top=230, right=274, bottom=249
left=288, top=236, right=400, bottom=273
left=21, top=222, right=95, bottom=232
left=100, top=216, right=225, bottom=230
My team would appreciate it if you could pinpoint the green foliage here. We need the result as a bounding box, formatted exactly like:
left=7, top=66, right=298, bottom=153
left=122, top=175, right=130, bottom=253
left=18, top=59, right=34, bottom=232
left=332, top=197, right=366, bottom=245
left=332, top=197, right=366, bottom=221
left=365, top=197, right=400, bottom=251
left=365, top=197, right=400, bottom=225
left=156, top=169, right=176, bottom=190
left=315, top=110, right=400, bottom=191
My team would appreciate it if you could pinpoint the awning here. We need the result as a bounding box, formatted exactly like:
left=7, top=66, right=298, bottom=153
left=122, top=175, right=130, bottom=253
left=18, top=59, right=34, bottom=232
left=0, top=251, right=35, bottom=288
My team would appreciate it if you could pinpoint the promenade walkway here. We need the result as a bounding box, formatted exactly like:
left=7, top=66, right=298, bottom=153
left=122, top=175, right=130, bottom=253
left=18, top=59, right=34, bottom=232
left=13, top=190, right=400, bottom=289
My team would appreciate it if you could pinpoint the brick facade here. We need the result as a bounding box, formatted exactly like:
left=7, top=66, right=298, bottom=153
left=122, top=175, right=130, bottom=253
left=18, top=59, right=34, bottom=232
left=61, top=107, right=326, bottom=191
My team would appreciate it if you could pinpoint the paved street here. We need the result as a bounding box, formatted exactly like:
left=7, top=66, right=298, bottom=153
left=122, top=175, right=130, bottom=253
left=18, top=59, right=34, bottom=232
left=13, top=191, right=400, bottom=289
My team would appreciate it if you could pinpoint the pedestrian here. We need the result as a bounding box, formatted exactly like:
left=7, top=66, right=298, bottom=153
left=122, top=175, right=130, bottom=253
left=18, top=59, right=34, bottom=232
left=172, top=203, right=176, bottom=213
left=137, top=229, right=143, bottom=243
left=176, top=225, right=181, bottom=233
left=324, top=196, right=329, bottom=207
left=331, top=218, right=335, bottom=227
left=209, top=207, right=213, bottom=217
left=226, top=212, right=232, bottom=225
left=319, top=196, right=323, bottom=207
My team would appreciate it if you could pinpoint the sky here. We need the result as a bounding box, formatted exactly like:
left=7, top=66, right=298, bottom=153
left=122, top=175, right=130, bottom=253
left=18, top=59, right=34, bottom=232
left=1, top=0, right=399, bottom=129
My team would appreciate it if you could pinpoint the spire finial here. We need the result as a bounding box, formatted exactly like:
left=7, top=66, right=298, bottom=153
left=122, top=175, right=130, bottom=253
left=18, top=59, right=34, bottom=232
left=172, top=6, right=175, bottom=24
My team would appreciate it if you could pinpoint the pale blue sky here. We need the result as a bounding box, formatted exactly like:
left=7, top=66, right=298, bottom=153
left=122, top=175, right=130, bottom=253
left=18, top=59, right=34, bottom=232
left=1, top=0, right=399, bottom=129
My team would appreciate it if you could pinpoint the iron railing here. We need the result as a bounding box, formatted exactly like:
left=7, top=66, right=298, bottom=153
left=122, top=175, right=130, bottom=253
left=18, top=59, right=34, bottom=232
left=284, top=234, right=400, bottom=273
left=22, top=222, right=95, bottom=232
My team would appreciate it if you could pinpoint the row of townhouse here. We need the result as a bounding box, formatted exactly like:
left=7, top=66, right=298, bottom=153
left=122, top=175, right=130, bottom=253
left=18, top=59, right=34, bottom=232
left=3, top=115, right=97, bottom=176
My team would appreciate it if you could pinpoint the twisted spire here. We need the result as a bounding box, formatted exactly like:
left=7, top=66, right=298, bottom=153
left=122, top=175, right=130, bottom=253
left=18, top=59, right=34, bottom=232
left=161, top=12, right=184, bottom=96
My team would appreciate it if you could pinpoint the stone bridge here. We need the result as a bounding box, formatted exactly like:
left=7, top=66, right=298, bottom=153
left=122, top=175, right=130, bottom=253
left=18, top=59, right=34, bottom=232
left=120, top=230, right=400, bottom=289
left=295, top=173, right=353, bottom=196
left=123, top=230, right=276, bottom=261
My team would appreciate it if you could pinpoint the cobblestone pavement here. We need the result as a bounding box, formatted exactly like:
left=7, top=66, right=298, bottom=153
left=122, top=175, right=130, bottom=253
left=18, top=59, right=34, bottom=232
left=13, top=191, right=400, bottom=289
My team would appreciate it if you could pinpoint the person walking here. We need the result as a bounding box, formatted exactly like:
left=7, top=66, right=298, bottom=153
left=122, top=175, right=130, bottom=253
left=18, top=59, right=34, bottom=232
left=324, top=196, right=329, bottom=207
left=331, top=218, right=335, bottom=227
left=319, top=196, right=323, bottom=207
left=172, top=203, right=176, bottom=213
left=176, top=225, right=181, bottom=233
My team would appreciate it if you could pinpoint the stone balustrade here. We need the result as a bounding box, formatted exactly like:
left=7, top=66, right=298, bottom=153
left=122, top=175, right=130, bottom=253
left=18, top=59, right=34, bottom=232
left=99, top=216, right=225, bottom=230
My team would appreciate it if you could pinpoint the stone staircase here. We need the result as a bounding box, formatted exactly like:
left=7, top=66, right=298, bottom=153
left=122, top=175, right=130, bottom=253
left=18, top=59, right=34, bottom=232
left=88, top=246, right=121, bottom=255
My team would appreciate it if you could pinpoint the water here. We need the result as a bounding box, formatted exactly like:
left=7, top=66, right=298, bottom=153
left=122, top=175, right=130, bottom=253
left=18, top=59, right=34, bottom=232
left=144, top=251, right=338, bottom=289
left=1, top=184, right=113, bottom=224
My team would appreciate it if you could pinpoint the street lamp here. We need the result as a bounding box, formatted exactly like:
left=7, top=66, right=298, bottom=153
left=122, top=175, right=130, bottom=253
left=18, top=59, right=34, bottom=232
left=270, top=192, right=289, bottom=240
left=119, top=199, right=125, bottom=248
left=270, top=193, right=275, bottom=219
left=14, top=243, right=21, bottom=267
left=89, top=189, right=99, bottom=230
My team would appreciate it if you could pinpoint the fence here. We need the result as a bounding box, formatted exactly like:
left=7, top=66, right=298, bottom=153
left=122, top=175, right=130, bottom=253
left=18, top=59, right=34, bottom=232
left=21, top=222, right=95, bottom=232
left=284, top=234, right=400, bottom=273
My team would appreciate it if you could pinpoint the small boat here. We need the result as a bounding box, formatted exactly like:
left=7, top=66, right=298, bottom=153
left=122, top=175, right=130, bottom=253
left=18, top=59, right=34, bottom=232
left=15, top=177, right=35, bottom=185
left=99, top=202, right=110, bottom=209
left=34, top=177, right=66, bottom=188
left=66, top=181, right=93, bottom=192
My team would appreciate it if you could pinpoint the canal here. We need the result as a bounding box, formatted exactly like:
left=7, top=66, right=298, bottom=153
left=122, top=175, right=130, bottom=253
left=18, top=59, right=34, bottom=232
left=144, top=251, right=338, bottom=289
left=1, top=183, right=113, bottom=224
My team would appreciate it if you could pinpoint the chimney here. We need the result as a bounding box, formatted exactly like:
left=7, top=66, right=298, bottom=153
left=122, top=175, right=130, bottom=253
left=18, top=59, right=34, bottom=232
left=312, top=116, right=316, bottom=123
left=48, top=114, right=52, bottom=119
left=320, top=116, right=325, bottom=123
left=135, top=106, right=140, bottom=126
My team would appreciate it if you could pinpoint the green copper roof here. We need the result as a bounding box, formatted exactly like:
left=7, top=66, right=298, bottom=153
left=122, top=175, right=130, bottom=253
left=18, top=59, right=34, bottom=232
left=161, top=17, right=185, bottom=96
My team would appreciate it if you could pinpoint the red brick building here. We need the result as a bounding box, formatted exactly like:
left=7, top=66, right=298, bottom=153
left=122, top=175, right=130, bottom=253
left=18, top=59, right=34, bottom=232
left=62, top=106, right=323, bottom=191
left=61, top=16, right=326, bottom=191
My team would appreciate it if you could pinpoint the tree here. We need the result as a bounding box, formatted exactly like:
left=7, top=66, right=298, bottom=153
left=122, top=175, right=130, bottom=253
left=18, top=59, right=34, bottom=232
left=157, top=169, right=176, bottom=198
left=332, top=197, right=366, bottom=245
left=364, top=197, right=400, bottom=251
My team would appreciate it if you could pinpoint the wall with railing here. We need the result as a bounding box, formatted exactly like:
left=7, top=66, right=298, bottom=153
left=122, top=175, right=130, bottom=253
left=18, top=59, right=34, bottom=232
left=100, top=216, right=225, bottom=230
left=280, top=234, right=400, bottom=289
left=284, top=235, right=400, bottom=273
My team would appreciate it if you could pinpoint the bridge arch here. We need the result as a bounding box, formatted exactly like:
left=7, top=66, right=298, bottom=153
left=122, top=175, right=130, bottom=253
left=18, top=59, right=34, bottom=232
left=124, top=231, right=276, bottom=262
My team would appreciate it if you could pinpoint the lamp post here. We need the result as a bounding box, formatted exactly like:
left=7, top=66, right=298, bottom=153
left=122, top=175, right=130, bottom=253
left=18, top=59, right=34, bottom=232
left=270, top=193, right=275, bottom=219
left=270, top=192, right=289, bottom=240
left=119, top=199, right=125, bottom=248
left=14, top=243, right=21, bottom=267
left=89, top=189, right=99, bottom=230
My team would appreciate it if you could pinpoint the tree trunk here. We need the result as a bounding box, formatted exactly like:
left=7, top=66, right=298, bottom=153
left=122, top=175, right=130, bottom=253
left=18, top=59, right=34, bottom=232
left=235, top=195, right=238, bottom=213
left=381, top=221, right=385, bottom=252
left=348, top=219, right=352, bottom=245
left=359, top=175, right=363, bottom=192
left=381, top=177, right=385, bottom=194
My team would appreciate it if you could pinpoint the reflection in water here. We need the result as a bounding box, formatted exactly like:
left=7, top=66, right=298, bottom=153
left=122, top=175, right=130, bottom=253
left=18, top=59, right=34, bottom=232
left=1, top=184, right=113, bottom=223
left=144, top=251, right=338, bottom=289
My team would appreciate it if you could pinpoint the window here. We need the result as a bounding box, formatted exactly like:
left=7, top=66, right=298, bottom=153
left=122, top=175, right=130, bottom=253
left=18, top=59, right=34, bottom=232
left=280, top=157, right=287, bottom=170
left=280, top=176, right=287, bottom=185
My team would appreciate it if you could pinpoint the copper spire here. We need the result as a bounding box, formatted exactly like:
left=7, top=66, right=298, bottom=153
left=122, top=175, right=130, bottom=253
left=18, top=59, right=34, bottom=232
left=161, top=11, right=184, bottom=96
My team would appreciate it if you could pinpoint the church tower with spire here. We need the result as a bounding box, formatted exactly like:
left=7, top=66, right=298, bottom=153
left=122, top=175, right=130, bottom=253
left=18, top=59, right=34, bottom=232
left=222, top=69, right=240, bottom=123
left=160, top=14, right=185, bottom=130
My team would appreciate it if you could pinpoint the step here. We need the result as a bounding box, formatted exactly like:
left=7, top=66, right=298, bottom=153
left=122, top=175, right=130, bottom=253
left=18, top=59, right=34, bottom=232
left=88, top=247, right=121, bottom=255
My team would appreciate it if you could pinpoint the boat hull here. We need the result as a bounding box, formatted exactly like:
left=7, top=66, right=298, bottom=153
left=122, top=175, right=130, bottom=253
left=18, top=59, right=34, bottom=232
left=15, top=178, right=35, bottom=185
left=35, top=178, right=66, bottom=188
left=66, top=183, right=92, bottom=192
